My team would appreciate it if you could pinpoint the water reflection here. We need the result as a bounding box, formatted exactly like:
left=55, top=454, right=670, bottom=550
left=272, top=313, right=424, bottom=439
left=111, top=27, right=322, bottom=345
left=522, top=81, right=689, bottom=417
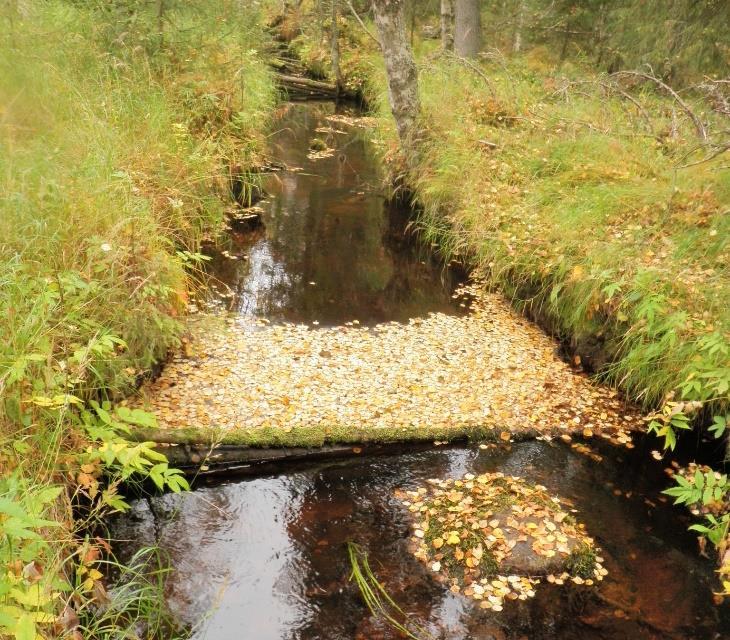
left=112, top=442, right=730, bottom=639
left=203, top=101, right=462, bottom=325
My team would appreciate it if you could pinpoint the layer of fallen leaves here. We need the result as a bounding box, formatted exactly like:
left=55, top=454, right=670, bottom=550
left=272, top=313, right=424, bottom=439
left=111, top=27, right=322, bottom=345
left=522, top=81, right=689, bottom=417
left=398, top=472, right=607, bottom=612
left=133, top=284, right=643, bottom=441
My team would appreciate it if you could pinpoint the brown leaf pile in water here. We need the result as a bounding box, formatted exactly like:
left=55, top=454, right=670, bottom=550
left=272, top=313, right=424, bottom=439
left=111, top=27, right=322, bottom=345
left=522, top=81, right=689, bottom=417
left=306, top=146, right=336, bottom=160
left=133, top=284, right=643, bottom=441
left=399, top=472, right=607, bottom=611
left=325, top=113, right=377, bottom=128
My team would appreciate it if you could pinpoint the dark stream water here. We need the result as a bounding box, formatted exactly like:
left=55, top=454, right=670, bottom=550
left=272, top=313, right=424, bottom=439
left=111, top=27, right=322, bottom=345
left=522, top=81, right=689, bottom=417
left=113, top=442, right=729, bottom=639
left=201, top=101, right=462, bottom=325
left=113, top=101, right=730, bottom=639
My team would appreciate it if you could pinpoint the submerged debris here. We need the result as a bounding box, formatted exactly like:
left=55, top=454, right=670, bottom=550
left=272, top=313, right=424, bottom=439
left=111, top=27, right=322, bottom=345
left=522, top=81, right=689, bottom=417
left=133, top=284, right=643, bottom=441
left=399, top=472, right=607, bottom=611
left=307, top=137, right=335, bottom=160
left=325, top=113, right=377, bottom=128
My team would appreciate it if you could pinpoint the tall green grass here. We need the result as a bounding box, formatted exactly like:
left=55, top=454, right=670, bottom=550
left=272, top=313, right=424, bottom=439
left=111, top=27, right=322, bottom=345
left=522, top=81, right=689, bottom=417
left=0, top=1, right=276, bottom=396
left=0, top=1, right=277, bottom=637
left=401, top=57, right=729, bottom=425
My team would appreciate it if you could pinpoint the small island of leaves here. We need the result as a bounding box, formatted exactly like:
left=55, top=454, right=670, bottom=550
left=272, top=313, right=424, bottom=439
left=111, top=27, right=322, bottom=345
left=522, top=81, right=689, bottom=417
left=398, top=472, right=608, bottom=612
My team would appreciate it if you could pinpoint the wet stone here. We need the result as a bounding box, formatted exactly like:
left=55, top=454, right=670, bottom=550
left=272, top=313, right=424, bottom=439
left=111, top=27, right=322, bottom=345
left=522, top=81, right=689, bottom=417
left=399, top=472, right=606, bottom=612
left=226, top=207, right=264, bottom=232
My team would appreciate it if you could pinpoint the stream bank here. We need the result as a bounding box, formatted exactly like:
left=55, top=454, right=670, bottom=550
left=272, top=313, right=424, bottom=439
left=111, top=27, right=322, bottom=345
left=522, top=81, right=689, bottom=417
left=0, top=3, right=281, bottom=638
left=284, top=8, right=729, bottom=449
left=108, top=60, right=730, bottom=640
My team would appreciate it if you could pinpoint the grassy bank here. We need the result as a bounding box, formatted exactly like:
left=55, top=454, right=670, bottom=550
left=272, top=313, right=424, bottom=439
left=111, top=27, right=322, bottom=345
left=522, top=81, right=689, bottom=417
left=387, top=56, right=729, bottom=434
left=287, top=10, right=729, bottom=450
left=0, top=1, right=277, bottom=637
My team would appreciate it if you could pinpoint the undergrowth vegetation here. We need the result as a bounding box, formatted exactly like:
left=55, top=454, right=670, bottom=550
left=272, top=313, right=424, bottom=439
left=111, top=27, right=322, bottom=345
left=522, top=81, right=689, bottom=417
left=0, top=1, right=276, bottom=637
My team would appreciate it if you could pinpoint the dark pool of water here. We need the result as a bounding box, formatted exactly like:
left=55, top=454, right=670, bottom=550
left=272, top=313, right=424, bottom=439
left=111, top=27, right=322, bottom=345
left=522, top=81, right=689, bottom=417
left=202, top=101, right=462, bottom=325
left=112, top=440, right=730, bottom=640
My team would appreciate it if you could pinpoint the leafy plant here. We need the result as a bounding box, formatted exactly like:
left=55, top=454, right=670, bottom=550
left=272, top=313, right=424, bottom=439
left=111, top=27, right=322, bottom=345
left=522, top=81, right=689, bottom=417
left=663, top=469, right=729, bottom=508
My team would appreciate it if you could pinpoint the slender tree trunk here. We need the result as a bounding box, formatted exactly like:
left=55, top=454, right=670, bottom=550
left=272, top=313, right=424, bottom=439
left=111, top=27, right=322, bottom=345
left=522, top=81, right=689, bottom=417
left=512, top=0, right=525, bottom=54
left=559, top=27, right=570, bottom=63
left=331, top=0, right=343, bottom=95
left=440, top=0, right=454, bottom=51
left=317, top=0, right=325, bottom=46
left=455, top=0, right=481, bottom=58
left=157, top=0, right=166, bottom=51
left=594, top=3, right=607, bottom=67
left=371, top=0, right=421, bottom=151
left=409, top=1, right=415, bottom=47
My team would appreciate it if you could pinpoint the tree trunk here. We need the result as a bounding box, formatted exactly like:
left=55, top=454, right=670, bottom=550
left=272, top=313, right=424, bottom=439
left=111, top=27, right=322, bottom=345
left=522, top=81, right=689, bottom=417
left=317, top=0, right=325, bottom=46
left=440, top=0, right=454, bottom=51
left=512, top=0, right=525, bottom=54
left=454, top=0, right=481, bottom=58
left=157, top=0, right=166, bottom=51
left=331, top=0, right=343, bottom=95
left=594, top=2, right=607, bottom=67
left=371, top=0, right=421, bottom=151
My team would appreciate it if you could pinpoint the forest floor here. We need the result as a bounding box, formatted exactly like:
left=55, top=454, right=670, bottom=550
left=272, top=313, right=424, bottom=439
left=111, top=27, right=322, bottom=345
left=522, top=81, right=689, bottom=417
left=130, top=284, right=640, bottom=448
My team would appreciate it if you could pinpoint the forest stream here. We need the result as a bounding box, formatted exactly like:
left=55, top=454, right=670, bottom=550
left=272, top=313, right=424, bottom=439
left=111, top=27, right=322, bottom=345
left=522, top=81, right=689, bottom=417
left=113, top=101, right=730, bottom=639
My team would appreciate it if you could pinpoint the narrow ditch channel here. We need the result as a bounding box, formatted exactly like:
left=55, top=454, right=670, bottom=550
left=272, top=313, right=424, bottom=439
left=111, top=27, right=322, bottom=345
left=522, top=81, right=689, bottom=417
left=112, top=101, right=730, bottom=639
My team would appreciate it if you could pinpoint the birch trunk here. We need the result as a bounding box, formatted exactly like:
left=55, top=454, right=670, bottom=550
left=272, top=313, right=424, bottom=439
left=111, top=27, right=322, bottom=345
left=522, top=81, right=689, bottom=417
left=440, top=0, right=454, bottom=51
left=512, top=0, right=525, bottom=54
left=371, top=0, right=421, bottom=151
left=331, top=0, right=343, bottom=95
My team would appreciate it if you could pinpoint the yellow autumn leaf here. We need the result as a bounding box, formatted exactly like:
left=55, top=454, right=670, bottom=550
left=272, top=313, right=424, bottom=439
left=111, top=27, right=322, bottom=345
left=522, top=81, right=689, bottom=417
left=446, top=532, right=461, bottom=545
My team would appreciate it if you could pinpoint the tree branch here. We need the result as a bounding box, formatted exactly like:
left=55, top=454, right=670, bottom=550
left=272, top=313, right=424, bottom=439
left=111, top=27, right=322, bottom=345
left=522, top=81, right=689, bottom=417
left=612, top=69, right=707, bottom=140
left=345, top=0, right=380, bottom=46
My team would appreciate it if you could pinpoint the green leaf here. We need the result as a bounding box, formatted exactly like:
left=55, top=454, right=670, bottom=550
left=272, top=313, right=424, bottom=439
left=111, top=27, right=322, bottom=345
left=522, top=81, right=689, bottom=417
left=688, top=524, right=711, bottom=534
left=694, top=469, right=704, bottom=490
left=35, top=486, right=63, bottom=506
left=709, top=415, right=727, bottom=439
left=149, top=463, right=166, bottom=490
left=0, top=497, right=28, bottom=519
left=95, top=406, right=114, bottom=425
left=116, top=407, right=157, bottom=428
left=13, top=614, right=34, bottom=640
left=101, top=490, right=129, bottom=513
left=142, top=445, right=167, bottom=462
left=12, top=441, right=30, bottom=454
left=702, top=486, right=713, bottom=505
left=9, top=584, right=52, bottom=608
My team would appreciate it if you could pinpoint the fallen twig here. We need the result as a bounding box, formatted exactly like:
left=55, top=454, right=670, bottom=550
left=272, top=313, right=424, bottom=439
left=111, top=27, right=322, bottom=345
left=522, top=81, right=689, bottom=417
left=611, top=68, right=707, bottom=140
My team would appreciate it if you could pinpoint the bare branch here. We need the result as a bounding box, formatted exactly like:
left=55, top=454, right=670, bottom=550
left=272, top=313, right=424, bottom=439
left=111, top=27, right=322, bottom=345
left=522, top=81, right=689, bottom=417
left=598, top=80, right=653, bottom=129
left=344, top=0, right=380, bottom=46
left=442, top=50, right=497, bottom=99
left=611, top=69, right=707, bottom=140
